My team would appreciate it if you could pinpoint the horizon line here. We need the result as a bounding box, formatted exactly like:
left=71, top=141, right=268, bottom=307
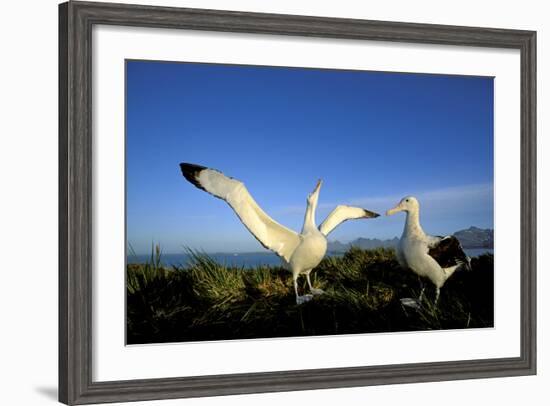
left=128, top=225, right=494, bottom=256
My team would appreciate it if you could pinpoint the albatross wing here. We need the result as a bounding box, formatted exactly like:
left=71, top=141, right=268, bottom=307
left=428, top=235, right=471, bottom=270
left=318, top=205, right=379, bottom=236
left=180, top=163, right=301, bottom=263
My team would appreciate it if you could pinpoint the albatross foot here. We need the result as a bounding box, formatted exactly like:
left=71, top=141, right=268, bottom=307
left=400, top=297, right=422, bottom=310
left=310, top=288, right=325, bottom=296
left=296, top=294, right=314, bottom=305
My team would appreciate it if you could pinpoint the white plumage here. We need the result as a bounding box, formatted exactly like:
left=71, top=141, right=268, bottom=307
left=180, top=163, right=380, bottom=304
left=387, top=196, right=471, bottom=304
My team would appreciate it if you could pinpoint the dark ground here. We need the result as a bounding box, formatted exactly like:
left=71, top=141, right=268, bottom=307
left=126, top=247, right=494, bottom=344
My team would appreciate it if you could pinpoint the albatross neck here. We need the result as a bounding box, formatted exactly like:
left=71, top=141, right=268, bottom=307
left=403, top=208, right=425, bottom=237
left=302, top=200, right=317, bottom=233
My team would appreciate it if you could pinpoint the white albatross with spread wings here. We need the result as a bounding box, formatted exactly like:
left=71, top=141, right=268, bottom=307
left=180, top=163, right=380, bottom=304
left=386, top=196, right=471, bottom=305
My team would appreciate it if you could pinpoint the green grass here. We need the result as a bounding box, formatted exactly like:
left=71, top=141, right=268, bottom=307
left=126, top=246, right=494, bottom=344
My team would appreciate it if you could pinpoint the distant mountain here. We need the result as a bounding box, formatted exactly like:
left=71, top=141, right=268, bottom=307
left=328, top=237, right=399, bottom=253
left=453, top=226, right=494, bottom=248
left=328, top=226, right=493, bottom=253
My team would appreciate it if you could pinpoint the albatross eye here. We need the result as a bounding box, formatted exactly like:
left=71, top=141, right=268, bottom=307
left=405, top=199, right=409, bottom=202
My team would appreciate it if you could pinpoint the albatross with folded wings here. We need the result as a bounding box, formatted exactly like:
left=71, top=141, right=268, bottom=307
left=386, top=196, right=471, bottom=305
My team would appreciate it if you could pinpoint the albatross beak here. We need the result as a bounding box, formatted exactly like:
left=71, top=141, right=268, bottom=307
left=386, top=205, right=402, bottom=216
left=313, top=179, right=323, bottom=193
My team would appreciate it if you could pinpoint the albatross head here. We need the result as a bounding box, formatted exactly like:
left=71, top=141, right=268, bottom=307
left=386, top=196, right=419, bottom=215
left=307, top=179, right=323, bottom=206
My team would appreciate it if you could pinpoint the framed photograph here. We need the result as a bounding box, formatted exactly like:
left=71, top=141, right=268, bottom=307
left=59, top=1, right=536, bottom=404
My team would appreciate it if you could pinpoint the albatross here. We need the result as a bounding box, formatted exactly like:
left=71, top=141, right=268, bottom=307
left=386, top=196, right=471, bottom=305
left=180, top=163, right=380, bottom=304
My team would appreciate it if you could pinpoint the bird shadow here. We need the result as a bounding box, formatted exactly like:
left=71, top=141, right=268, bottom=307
left=34, top=386, right=58, bottom=401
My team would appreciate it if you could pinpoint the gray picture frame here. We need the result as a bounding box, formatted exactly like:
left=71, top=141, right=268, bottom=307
left=59, top=1, right=537, bottom=404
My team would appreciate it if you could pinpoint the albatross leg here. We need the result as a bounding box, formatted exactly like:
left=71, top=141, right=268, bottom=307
left=418, top=279, right=425, bottom=303
left=434, top=287, right=441, bottom=305
left=306, top=271, right=324, bottom=296
left=294, top=274, right=313, bottom=305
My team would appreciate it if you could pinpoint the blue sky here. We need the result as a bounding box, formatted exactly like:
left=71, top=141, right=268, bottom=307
left=126, top=60, right=494, bottom=254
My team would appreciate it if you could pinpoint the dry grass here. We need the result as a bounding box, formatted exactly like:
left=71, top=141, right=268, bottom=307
left=126, top=246, right=494, bottom=344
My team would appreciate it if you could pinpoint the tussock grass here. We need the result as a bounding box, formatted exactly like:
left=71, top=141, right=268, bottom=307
left=126, top=246, right=494, bottom=344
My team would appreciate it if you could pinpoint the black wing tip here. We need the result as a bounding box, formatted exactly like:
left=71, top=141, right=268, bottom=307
left=179, top=162, right=208, bottom=191
left=364, top=209, right=380, bottom=218
left=180, top=162, right=206, bottom=173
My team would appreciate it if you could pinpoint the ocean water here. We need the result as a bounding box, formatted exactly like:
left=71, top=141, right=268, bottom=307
left=128, top=252, right=284, bottom=268
left=464, top=248, right=493, bottom=257
left=128, top=248, right=493, bottom=269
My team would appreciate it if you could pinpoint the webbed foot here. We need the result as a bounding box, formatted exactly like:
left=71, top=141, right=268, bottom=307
left=296, top=294, right=313, bottom=305
left=400, top=297, right=422, bottom=309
